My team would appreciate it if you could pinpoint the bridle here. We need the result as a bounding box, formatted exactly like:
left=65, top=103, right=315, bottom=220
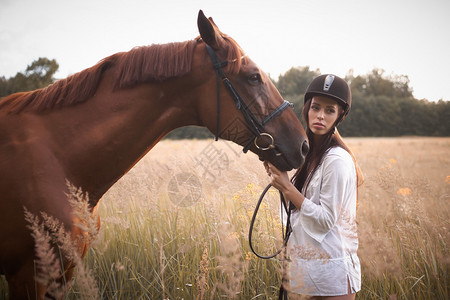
left=206, top=44, right=294, bottom=300
left=205, top=43, right=294, bottom=256
left=205, top=45, right=293, bottom=157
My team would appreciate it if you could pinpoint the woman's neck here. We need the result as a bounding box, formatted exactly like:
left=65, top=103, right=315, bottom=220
left=312, top=134, right=325, bottom=149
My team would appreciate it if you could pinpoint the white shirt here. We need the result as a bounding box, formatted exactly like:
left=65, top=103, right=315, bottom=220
left=283, top=146, right=361, bottom=296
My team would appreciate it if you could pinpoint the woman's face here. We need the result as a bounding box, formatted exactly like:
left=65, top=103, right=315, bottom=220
left=308, top=95, right=341, bottom=136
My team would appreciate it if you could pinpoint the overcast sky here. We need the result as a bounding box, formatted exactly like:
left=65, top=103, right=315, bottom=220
left=1, top=0, right=449, bottom=101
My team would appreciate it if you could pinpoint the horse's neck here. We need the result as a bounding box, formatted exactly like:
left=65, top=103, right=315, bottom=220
left=50, top=79, right=200, bottom=203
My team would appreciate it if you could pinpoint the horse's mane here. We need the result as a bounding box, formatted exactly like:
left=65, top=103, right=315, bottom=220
left=0, top=33, right=246, bottom=114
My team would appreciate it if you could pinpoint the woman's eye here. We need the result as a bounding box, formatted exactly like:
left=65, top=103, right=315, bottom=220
left=248, top=73, right=262, bottom=85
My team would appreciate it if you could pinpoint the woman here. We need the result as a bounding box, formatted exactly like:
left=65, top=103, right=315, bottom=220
left=265, top=74, right=363, bottom=299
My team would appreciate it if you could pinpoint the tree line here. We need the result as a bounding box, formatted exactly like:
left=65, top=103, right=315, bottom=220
left=1, top=59, right=448, bottom=137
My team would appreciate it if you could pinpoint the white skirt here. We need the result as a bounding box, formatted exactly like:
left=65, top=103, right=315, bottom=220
left=288, top=254, right=361, bottom=296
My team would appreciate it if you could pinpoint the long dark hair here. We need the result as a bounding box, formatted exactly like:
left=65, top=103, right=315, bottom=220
left=291, top=99, right=363, bottom=198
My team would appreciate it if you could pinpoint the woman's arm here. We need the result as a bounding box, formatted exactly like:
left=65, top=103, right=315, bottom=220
left=264, top=161, right=305, bottom=209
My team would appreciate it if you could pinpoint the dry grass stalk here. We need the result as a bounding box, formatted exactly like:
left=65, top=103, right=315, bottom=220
left=24, top=208, right=66, bottom=299
left=66, top=180, right=99, bottom=245
left=196, top=242, right=210, bottom=300
left=211, top=223, right=248, bottom=299
left=159, top=242, right=167, bottom=300
left=23, top=181, right=101, bottom=299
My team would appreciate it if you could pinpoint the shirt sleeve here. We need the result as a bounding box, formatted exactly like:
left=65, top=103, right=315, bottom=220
left=299, top=153, right=353, bottom=243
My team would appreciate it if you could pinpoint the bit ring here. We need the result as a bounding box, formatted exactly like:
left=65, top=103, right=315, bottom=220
left=254, top=133, right=275, bottom=151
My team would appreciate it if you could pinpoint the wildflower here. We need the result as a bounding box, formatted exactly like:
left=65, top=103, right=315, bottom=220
left=446, top=175, right=450, bottom=184
left=389, top=158, right=397, bottom=164
left=397, top=188, right=411, bottom=196
left=232, top=194, right=242, bottom=202
left=228, top=232, right=240, bottom=239
left=245, top=251, right=253, bottom=261
left=245, top=183, right=259, bottom=197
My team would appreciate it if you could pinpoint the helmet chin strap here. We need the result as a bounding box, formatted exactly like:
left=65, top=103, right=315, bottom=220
left=334, top=108, right=347, bottom=129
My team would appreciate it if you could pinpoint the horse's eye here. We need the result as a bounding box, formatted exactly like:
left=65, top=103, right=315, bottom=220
left=248, top=73, right=262, bottom=85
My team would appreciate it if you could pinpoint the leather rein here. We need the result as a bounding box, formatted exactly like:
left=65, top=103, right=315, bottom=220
left=205, top=44, right=294, bottom=259
left=248, top=184, right=292, bottom=259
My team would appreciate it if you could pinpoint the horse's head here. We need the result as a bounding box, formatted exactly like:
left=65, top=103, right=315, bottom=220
left=194, top=10, right=308, bottom=171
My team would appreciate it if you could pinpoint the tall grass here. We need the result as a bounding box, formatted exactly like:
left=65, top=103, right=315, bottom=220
left=0, top=137, right=448, bottom=299
left=71, top=179, right=284, bottom=299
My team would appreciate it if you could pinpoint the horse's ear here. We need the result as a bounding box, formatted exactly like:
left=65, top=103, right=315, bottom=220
left=208, top=17, right=217, bottom=27
left=197, top=10, right=221, bottom=49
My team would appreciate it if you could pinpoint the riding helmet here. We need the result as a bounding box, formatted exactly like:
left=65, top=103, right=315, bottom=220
left=304, top=74, right=352, bottom=116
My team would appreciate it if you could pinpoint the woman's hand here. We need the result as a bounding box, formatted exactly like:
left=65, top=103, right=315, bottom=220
left=263, top=161, right=291, bottom=193
left=264, top=161, right=305, bottom=210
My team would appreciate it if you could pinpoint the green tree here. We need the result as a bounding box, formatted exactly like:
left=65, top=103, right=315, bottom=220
left=349, top=68, right=413, bottom=99
left=166, top=126, right=212, bottom=140
left=24, top=57, right=59, bottom=90
left=0, top=57, right=59, bottom=97
left=275, top=66, right=320, bottom=98
left=275, top=66, right=320, bottom=117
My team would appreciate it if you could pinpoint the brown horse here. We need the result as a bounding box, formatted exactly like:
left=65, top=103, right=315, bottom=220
left=0, top=10, right=308, bottom=299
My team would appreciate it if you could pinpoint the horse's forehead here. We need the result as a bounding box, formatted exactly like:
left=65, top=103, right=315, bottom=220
left=238, top=57, right=259, bottom=72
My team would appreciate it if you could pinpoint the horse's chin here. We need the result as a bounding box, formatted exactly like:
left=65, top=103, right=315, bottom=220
left=260, top=150, right=304, bottom=172
left=268, top=156, right=296, bottom=172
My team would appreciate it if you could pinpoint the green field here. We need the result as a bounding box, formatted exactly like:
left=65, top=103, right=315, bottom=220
left=1, top=137, right=449, bottom=299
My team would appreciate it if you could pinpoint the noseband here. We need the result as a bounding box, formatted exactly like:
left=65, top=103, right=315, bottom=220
left=205, top=45, right=293, bottom=157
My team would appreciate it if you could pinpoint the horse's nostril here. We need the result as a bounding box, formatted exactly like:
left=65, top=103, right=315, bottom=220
left=301, top=140, right=309, bottom=158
